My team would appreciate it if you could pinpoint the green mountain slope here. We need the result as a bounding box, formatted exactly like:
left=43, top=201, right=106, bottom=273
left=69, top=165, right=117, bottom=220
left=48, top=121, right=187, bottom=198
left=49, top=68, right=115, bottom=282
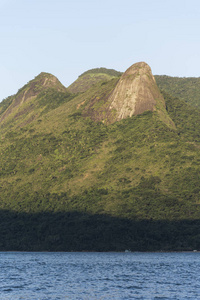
left=0, top=72, right=73, bottom=129
left=68, top=67, right=122, bottom=94
left=155, top=75, right=200, bottom=108
left=1, top=64, right=200, bottom=251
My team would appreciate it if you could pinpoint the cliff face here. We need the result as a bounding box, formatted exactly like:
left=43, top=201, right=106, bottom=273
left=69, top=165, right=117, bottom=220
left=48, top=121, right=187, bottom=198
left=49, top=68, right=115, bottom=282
left=108, top=62, right=165, bottom=121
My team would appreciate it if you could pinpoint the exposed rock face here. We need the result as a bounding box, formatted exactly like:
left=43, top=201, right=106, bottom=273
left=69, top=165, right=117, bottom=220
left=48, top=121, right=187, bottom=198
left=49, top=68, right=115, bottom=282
left=81, top=62, right=175, bottom=128
left=108, top=62, right=165, bottom=121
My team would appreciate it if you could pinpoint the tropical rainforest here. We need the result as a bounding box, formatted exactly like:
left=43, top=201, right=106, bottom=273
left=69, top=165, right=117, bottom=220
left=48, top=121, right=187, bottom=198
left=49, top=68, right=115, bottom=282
left=0, top=63, right=200, bottom=251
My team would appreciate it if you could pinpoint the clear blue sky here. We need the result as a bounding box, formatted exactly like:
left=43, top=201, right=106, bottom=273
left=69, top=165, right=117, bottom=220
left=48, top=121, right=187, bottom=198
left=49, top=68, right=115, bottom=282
left=0, top=0, right=200, bottom=101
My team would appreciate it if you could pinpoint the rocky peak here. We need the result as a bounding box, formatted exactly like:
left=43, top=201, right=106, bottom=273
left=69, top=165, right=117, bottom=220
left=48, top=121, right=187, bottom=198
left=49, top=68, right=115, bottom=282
left=0, top=72, right=66, bottom=123
left=108, top=62, right=165, bottom=121
left=82, top=61, right=175, bottom=128
left=35, top=72, right=65, bottom=90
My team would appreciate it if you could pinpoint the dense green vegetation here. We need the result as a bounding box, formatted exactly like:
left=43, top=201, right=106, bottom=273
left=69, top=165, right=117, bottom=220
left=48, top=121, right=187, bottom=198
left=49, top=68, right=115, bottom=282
left=0, top=96, right=14, bottom=116
left=155, top=75, right=200, bottom=108
left=79, top=68, right=122, bottom=78
left=1, top=71, right=200, bottom=251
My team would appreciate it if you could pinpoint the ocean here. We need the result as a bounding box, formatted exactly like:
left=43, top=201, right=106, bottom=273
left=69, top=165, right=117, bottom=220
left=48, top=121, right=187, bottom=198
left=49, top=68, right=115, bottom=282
left=0, top=251, right=199, bottom=299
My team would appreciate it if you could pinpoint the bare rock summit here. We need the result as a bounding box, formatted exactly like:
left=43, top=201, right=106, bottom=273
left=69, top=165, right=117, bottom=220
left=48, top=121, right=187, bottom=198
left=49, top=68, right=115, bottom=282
left=109, top=62, right=165, bottom=121
left=81, top=61, right=175, bottom=127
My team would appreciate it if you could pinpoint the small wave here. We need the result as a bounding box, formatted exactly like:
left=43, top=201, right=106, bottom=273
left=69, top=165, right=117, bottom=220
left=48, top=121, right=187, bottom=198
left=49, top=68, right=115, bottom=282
left=3, top=288, right=13, bottom=292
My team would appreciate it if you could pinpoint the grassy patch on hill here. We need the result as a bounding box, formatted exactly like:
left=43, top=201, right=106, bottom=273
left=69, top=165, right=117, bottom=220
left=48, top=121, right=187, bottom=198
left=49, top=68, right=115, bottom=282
left=68, top=68, right=122, bottom=94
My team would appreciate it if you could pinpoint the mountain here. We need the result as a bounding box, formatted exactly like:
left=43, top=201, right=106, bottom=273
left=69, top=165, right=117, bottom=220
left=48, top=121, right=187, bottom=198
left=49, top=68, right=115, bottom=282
left=1, top=62, right=200, bottom=252
left=68, top=67, right=122, bottom=93
left=0, top=72, right=71, bottom=127
left=72, top=62, right=175, bottom=128
left=155, top=75, right=200, bottom=108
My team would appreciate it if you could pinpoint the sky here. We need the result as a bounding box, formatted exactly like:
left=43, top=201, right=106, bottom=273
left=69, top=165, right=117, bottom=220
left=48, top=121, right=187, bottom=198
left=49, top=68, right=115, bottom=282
left=0, top=0, right=200, bottom=101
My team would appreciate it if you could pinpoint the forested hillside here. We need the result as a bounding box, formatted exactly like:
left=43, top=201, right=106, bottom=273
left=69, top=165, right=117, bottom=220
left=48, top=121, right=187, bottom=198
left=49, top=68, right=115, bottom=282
left=1, top=64, right=200, bottom=251
left=155, top=75, right=200, bottom=108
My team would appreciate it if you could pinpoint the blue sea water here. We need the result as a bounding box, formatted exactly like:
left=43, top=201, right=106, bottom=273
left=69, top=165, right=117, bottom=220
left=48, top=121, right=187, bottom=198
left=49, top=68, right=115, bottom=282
left=0, top=252, right=200, bottom=299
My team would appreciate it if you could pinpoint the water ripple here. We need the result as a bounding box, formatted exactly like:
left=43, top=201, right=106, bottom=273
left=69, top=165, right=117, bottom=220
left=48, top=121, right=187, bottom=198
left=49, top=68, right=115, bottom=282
left=0, top=252, right=200, bottom=299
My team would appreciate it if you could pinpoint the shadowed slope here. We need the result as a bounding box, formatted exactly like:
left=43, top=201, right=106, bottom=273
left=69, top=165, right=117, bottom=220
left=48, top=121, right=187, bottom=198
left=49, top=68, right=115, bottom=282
left=0, top=209, right=200, bottom=251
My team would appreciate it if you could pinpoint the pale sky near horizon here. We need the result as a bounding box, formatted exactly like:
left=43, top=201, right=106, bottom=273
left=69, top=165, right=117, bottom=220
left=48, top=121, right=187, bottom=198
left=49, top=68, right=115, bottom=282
left=0, top=0, right=199, bottom=101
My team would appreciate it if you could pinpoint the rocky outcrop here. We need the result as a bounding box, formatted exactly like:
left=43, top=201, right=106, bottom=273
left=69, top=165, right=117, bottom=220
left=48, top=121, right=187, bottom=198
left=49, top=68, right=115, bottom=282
left=82, top=62, right=175, bottom=128
left=108, top=62, right=165, bottom=121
